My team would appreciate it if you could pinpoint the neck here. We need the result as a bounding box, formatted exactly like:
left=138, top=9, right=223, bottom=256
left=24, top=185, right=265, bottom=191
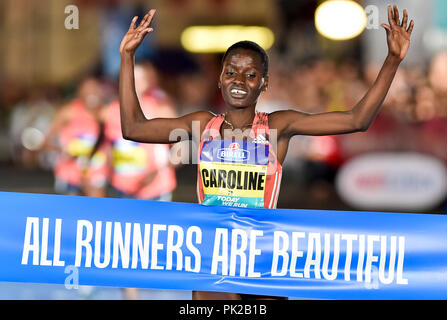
left=225, top=106, right=256, bottom=129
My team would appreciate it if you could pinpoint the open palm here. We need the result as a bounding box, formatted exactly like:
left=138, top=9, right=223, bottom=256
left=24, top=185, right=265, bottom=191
left=120, top=9, right=156, bottom=55
left=381, top=5, right=414, bottom=61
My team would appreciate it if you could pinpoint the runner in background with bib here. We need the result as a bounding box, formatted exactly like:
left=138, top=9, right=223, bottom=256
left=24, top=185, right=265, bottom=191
left=118, top=6, right=414, bottom=299
left=102, top=62, right=177, bottom=203
left=40, top=77, right=106, bottom=196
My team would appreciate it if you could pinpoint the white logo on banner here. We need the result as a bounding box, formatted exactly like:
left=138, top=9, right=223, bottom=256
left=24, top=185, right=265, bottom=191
left=335, top=153, right=447, bottom=211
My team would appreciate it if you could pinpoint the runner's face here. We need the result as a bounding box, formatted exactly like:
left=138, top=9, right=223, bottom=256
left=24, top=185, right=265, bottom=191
left=219, top=49, right=267, bottom=109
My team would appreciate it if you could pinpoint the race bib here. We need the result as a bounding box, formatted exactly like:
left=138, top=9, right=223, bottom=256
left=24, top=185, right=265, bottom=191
left=112, top=139, right=148, bottom=174
left=199, top=140, right=269, bottom=208
left=67, top=134, right=96, bottom=157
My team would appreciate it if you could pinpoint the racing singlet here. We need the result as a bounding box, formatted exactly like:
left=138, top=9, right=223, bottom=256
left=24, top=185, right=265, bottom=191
left=104, top=95, right=176, bottom=199
left=54, top=99, right=100, bottom=187
left=197, top=112, right=282, bottom=209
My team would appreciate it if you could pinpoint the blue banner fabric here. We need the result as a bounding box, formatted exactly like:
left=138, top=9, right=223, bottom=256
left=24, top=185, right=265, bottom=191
left=0, top=191, right=446, bottom=299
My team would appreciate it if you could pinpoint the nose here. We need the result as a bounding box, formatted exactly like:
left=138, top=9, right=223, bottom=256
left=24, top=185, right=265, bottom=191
left=233, top=73, right=245, bottom=85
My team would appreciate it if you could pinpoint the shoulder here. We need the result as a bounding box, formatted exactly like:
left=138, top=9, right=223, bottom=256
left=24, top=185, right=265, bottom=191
left=171, top=110, right=215, bottom=141
left=181, top=110, right=216, bottom=123
left=175, top=110, right=216, bottom=137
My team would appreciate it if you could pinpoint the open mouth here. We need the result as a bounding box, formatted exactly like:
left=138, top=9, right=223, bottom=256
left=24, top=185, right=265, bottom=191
left=229, top=88, right=248, bottom=98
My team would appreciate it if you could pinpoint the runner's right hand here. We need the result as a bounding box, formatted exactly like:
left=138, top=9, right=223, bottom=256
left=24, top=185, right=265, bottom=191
left=120, top=9, right=156, bottom=56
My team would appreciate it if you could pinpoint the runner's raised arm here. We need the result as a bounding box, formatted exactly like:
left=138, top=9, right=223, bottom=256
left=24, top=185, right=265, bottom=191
left=119, top=9, right=212, bottom=144
left=269, top=5, right=414, bottom=139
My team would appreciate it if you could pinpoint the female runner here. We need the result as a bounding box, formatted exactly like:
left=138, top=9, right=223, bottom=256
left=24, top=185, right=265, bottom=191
left=119, top=5, right=414, bottom=300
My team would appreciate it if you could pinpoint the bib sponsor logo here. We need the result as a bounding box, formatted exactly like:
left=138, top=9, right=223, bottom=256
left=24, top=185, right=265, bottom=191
left=229, top=142, right=239, bottom=150
left=217, top=142, right=250, bottom=162
left=252, top=134, right=268, bottom=144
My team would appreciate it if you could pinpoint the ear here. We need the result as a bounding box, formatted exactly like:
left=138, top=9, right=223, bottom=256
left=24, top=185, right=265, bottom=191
left=218, top=71, right=224, bottom=89
left=261, top=76, right=269, bottom=91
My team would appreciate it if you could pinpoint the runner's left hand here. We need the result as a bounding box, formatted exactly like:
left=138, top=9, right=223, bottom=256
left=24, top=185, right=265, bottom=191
left=381, top=5, right=414, bottom=61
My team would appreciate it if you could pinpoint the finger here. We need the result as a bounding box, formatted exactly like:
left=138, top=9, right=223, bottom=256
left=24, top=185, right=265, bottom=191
left=128, top=16, right=138, bottom=31
left=393, top=5, right=400, bottom=26
left=141, top=27, right=153, bottom=35
left=407, top=20, right=414, bottom=35
left=387, top=5, right=395, bottom=27
left=137, top=12, right=151, bottom=29
left=138, top=9, right=156, bottom=32
left=401, top=9, right=408, bottom=28
left=135, top=27, right=153, bottom=40
left=145, top=9, right=156, bottom=28
left=381, top=23, right=391, bottom=33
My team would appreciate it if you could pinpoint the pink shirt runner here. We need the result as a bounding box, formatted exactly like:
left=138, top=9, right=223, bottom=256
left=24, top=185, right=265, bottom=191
left=54, top=99, right=100, bottom=187
left=102, top=93, right=177, bottom=199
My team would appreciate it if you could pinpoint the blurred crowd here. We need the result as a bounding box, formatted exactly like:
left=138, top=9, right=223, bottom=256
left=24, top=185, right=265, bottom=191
left=259, top=50, right=447, bottom=167
left=3, top=48, right=447, bottom=202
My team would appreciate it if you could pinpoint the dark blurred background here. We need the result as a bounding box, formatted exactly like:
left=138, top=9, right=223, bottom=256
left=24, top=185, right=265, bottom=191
left=1, top=0, right=447, bottom=299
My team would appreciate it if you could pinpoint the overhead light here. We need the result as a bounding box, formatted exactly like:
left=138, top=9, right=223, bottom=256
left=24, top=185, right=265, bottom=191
left=181, top=25, right=275, bottom=53
left=315, top=0, right=367, bottom=41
